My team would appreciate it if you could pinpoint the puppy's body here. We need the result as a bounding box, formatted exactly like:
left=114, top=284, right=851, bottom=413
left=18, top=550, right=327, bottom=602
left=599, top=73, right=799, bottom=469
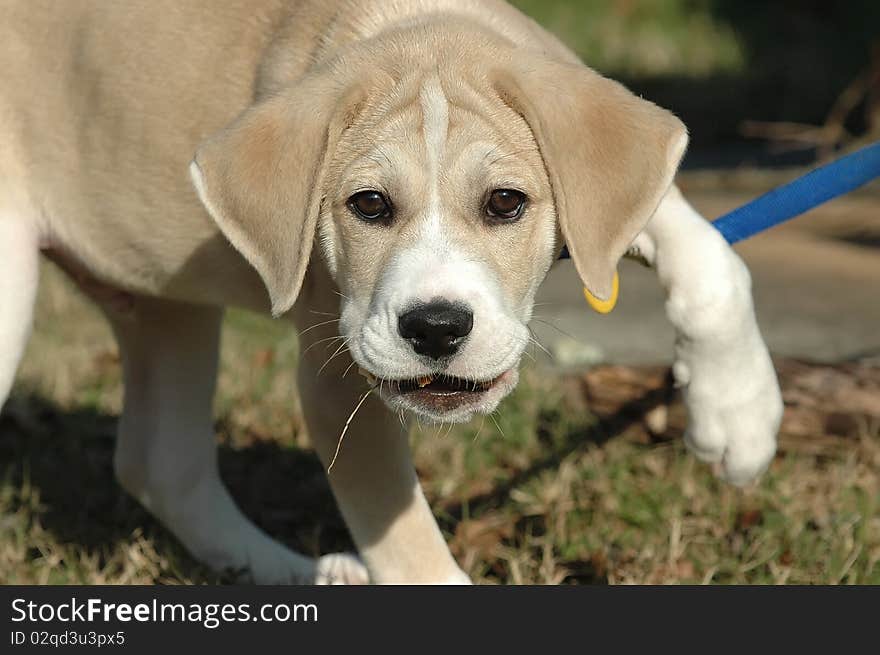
left=2, top=0, right=566, bottom=311
left=4, top=1, right=260, bottom=309
left=1, top=1, right=783, bottom=584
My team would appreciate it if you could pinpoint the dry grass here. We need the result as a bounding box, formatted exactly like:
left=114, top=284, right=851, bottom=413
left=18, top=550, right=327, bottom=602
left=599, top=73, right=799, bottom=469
left=1, top=263, right=877, bottom=585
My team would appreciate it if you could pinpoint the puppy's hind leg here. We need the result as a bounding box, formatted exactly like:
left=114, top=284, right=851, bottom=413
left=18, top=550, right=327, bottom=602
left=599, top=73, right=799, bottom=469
left=0, top=219, right=39, bottom=407
left=107, top=296, right=363, bottom=584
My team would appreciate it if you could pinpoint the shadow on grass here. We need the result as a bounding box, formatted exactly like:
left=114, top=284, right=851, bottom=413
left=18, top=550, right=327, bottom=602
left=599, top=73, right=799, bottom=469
left=0, top=394, right=353, bottom=581
left=439, top=370, right=677, bottom=521
left=2, top=373, right=676, bottom=583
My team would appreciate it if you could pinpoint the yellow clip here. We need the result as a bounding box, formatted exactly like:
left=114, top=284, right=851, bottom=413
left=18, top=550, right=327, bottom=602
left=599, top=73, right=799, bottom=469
left=583, top=271, right=619, bottom=314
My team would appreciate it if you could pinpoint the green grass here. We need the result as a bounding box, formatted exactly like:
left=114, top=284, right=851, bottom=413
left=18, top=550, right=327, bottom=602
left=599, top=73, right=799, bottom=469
left=509, top=0, right=745, bottom=76
left=1, top=264, right=877, bottom=584
left=2, top=2, right=878, bottom=587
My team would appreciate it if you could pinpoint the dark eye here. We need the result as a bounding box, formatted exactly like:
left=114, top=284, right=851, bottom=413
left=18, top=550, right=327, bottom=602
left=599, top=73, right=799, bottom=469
left=486, top=189, right=526, bottom=221
left=348, top=190, right=392, bottom=222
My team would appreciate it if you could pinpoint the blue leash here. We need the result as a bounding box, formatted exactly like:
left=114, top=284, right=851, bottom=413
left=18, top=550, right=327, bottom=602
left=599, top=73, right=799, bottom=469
left=713, top=140, right=880, bottom=244
left=560, top=140, right=880, bottom=259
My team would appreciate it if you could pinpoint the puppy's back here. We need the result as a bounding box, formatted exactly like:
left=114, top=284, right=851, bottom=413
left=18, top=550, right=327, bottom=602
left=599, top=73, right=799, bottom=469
left=0, top=1, right=290, bottom=306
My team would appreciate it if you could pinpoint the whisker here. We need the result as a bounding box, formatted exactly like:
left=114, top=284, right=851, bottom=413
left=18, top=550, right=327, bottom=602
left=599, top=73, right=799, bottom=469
left=318, top=340, right=351, bottom=374
left=489, top=326, right=544, bottom=365
left=327, top=386, right=376, bottom=473
left=342, top=359, right=358, bottom=378
left=472, top=416, right=488, bottom=443
left=308, top=309, right=340, bottom=317
left=528, top=340, right=551, bottom=360
left=298, top=318, right=342, bottom=336
left=531, top=317, right=581, bottom=343
left=527, top=328, right=553, bottom=358
left=301, top=334, right=345, bottom=357
left=489, top=413, right=506, bottom=439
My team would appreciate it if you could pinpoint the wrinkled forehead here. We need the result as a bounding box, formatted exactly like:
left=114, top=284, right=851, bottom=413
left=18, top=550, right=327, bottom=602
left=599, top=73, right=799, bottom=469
left=332, top=75, right=546, bottom=191
left=324, top=74, right=560, bottom=317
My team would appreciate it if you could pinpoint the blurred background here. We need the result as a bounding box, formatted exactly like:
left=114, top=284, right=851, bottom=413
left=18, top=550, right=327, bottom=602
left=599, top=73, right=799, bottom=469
left=515, top=0, right=880, bottom=164
left=517, top=0, right=880, bottom=367
left=1, top=1, right=878, bottom=585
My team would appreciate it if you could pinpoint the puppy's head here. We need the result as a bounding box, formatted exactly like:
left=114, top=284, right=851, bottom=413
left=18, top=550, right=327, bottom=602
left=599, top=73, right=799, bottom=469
left=191, top=37, right=686, bottom=423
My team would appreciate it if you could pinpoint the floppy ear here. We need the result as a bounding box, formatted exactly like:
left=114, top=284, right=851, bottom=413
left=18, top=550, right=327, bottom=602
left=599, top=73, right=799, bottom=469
left=189, top=71, right=372, bottom=316
left=494, top=59, right=688, bottom=300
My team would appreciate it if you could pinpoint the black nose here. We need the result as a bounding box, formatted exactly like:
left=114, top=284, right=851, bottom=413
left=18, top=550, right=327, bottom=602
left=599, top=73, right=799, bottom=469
left=398, top=301, right=474, bottom=360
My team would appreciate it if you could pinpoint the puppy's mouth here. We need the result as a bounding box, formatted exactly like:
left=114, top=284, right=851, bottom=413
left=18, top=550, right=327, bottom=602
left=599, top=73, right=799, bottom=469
left=360, top=368, right=516, bottom=420
left=391, top=374, right=501, bottom=395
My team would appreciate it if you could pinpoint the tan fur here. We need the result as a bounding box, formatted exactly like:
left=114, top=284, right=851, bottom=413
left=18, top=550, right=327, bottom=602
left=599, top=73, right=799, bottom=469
left=494, top=60, right=688, bottom=300
left=322, top=66, right=558, bottom=321
left=191, top=63, right=393, bottom=315
left=1, top=0, right=694, bottom=584
left=2, top=0, right=684, bottom=311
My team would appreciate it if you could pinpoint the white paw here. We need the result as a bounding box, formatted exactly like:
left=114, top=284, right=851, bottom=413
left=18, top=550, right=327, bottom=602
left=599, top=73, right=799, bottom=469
left=195, top=534, right=368, bottom=585
left=676, top=335, right=783, bottom=487
left=314, top=553, right=370, bottom=585
left=440, top=569, right=473, bottom=585
left=225, top=539, right=324, bottom=585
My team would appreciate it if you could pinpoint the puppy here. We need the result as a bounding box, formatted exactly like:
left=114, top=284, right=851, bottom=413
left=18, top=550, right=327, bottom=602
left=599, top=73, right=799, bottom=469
left=0, top=0, right=783, bottom=584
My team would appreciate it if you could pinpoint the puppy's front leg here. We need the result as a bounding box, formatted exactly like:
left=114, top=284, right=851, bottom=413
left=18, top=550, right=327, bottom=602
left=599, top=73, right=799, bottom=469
left=632, top=186, right=783, bottom=485
left=295, top=328, right=469, bottom=584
